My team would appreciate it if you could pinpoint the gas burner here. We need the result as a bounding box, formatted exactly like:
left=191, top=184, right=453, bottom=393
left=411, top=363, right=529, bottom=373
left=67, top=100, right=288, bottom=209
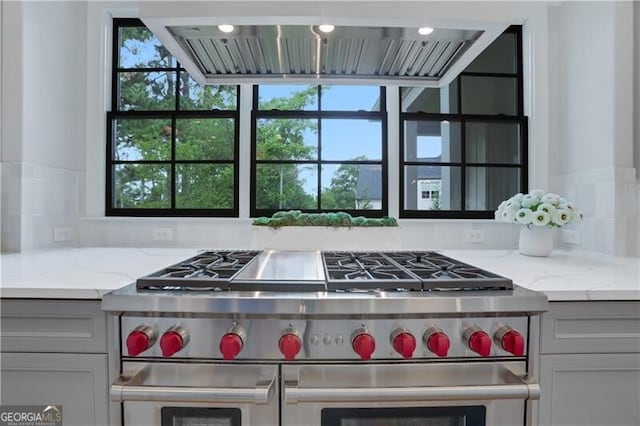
left=322, top=251, right=422, bottom=291
left=136, top=250, right=262, bottom=290
left=383, top=251, right=513, bottom=291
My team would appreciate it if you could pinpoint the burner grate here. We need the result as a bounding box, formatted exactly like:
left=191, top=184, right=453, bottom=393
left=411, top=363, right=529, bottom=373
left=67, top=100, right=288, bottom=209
left=383, top=251, right=513, bottom=291
left=136, top=250, right=262, bottom=290
left=322, top=251, right=422, bottom=291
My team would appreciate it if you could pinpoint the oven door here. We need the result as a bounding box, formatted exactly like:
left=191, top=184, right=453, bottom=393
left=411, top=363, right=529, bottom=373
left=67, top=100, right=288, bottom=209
left=282, top=361, right=539, bottom=426
left=112, top=362, right=278, bottom=426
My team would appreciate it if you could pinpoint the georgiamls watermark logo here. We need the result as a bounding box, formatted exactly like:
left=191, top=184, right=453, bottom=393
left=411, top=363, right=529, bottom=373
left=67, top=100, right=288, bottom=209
left=0, top=405, right=62, bottom=426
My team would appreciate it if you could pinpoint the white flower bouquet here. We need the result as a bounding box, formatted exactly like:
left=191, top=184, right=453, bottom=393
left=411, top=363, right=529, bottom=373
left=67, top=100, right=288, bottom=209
left=495, top=189, right=582, bottom=228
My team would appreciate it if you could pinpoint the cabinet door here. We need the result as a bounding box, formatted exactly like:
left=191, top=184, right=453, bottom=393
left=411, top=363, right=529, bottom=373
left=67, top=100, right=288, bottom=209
left=539, top=353, right=640, bottom=426
left=0, top=353, right=109, bottom=426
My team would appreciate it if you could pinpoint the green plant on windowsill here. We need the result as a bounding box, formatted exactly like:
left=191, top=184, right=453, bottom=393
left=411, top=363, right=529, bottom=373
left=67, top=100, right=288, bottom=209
left=252, top=210, right=398, bottom=229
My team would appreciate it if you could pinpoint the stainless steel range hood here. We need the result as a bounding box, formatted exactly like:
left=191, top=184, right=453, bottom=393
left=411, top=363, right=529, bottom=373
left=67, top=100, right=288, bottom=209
left=140, top=2, right=509, bottom=87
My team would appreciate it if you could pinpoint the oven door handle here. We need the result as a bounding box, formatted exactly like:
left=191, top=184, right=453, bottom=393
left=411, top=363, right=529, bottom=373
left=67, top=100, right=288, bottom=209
left=110, top=365, right=277, bottom=404
left=285, top=367, right=540, bottom=404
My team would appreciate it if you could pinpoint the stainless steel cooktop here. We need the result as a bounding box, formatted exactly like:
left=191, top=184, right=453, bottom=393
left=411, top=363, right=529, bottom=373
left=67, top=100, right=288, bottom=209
left=135, top=250, right=513, bottom=293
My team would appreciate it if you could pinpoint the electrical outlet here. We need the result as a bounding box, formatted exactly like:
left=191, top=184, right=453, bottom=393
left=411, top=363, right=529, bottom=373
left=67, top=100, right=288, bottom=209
left=561, top=229, right=581, bottom=245
left=464, top=229, right=485, bottom=243
left=153, top=228, right=174, bottom=241
left=54, top=227, right=72, bottom=242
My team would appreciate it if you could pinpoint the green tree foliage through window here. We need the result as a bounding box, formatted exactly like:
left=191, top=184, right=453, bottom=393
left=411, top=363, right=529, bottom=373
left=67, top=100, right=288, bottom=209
left=108, top=19, right=239, bottom=215
left=252, top=85, right=386, bottom=216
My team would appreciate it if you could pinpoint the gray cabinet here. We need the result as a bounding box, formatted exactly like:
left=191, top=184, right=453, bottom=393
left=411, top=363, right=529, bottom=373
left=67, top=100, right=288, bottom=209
left=538, top=301, right=640, bottom=426
left=0, top=299, right=111, bottom=426
left=0, top=353, right=109, bottom=426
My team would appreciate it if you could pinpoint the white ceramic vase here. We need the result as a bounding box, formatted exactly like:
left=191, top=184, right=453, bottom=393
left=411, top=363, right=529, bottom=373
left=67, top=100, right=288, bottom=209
left=518, top=226, right=554, bottom=257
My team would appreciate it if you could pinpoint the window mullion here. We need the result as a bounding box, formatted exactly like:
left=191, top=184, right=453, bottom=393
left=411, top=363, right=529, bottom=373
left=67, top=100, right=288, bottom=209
left=170, top=115, right=177, bottom=209
left=316, top=84, right=322, bottom=210
left=460, top=118, right=466, bottom=211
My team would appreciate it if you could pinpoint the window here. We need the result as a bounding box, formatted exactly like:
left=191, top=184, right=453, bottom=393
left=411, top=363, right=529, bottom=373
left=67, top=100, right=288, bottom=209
left=399, top=26, right=527, bottom=218
left=106, top=19, right=239, bottom=216
left=251, top=85, right=387, bottom=217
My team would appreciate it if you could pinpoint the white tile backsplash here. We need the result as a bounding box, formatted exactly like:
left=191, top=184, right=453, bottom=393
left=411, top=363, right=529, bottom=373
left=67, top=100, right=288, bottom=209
left=550, top=166, right=639, bottom=255
left=1, top=162, right=80, bottom=252
left=76, top=218, right=523, bottom=251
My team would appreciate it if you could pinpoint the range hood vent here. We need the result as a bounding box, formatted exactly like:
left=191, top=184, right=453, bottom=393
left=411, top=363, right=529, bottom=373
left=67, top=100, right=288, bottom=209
left=164, top=25, right=482, bottom=84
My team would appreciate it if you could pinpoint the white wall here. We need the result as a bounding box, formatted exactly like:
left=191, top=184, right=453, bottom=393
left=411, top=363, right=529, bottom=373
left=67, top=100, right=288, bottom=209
left=0, top=1, right=86, bottom=252
left=1, top=1, right=23, bottom=252
left=635, top=1, right=640, bottom=177
left=548, top=1, right=638, bottom=256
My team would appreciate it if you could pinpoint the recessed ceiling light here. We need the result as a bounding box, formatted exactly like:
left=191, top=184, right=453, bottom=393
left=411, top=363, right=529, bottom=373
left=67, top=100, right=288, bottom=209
left=318, top=24, right=335, bottom=33
left=218, top=24, right=234, bottom=33
left=418, top=27, right=434, bottom=35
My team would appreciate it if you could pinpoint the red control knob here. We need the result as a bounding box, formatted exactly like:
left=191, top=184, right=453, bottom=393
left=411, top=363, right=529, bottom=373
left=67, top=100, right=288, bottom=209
left=126, top=331, right=152, bottom=356
left=468, top=330, right=492, bottom=357
left=352, top=333, right=376, bottom=360
left=220, top=333, right=243, bottom=360
left=426, top=332, right=450, bottom=358
left=392, top=332, right=416, bottom=359
left=501, top=330, right=525, bottom=356
left=160, top=331, right=185, bottom=357
left=279, top=334, right=302, bottom=360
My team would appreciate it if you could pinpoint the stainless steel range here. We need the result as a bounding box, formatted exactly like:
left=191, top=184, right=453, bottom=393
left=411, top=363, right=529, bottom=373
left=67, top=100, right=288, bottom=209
left=102, top=250, right=548, bottom=426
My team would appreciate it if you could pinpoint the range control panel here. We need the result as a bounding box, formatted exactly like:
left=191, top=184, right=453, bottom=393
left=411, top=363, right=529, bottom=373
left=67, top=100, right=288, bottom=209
left=120, top=316, right=529, bottom=361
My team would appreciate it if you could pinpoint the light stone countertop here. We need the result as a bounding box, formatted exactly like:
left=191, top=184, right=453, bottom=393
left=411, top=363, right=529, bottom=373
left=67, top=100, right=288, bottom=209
left=0, top=248, right=199, bottom=299
left=441, top=250, right=640, bottom=301
left=0, top=247, right=638, bottom=301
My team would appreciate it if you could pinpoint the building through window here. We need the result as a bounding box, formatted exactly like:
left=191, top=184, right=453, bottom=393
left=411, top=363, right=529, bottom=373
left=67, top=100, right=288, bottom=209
left=400, top=26, right=527, bottom=218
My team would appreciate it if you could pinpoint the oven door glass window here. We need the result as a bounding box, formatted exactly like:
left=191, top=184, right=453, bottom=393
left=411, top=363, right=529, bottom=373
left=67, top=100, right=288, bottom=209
left=161, top=407, right=241, bottom=426
left=321, top=406, right=486, bottom=426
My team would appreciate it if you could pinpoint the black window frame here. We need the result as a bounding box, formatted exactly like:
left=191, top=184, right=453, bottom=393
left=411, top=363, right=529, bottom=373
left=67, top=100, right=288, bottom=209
left=106, top=18, right=240, bottom=217
left=399, top=25, right=528, bottom=219
left=250, top=85, right=388, bottom=218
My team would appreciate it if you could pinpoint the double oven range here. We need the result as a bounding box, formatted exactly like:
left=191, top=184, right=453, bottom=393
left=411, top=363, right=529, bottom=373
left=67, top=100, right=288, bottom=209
left=102, top=250, right=548, bottom=426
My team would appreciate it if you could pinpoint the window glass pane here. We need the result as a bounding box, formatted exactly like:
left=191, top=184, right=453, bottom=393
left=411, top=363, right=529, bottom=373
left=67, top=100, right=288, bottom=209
left=321, top=119, right=382, bottom=161
left=256, top=119, right=318, bottom=160
left=119, top=26, right=176, bottom=68
left=321, top=86, right=380, bottom=111
left=460, top=76, right=517, bottom=115
left=118, top=71, right=176, bottom=111
left=176, top=164, right=234, bottom=208
left=114, top=118, right=171, bottom=161
left=113, top=164, right=170, bottom=208
left=466, top=122, right=521, bottom=164
left=176, top=118, right=235, bottom=161
left=465, top=167, right=520, bottom=210
left=255, top=164, right=318, bottom=210
left=258, top=85, right=318, bottom=110
left=404, top=120, right=461, bottom=162
left=400, top=84, right=458, bottom=113
left=464, top=33, right=517, bottom=74
left=404, top=166, right=461, bottom=210
left=321, top=164, right=381, bottom=210
left=179, top=78, right=237, bottom=110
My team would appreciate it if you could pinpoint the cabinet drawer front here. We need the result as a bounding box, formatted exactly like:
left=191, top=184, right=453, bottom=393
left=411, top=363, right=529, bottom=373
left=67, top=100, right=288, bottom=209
left=0, top=300, right=107, bottom=353
left=541, top=302, right=640, bottom=354
left=539, top=353, right=640, bottom=426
